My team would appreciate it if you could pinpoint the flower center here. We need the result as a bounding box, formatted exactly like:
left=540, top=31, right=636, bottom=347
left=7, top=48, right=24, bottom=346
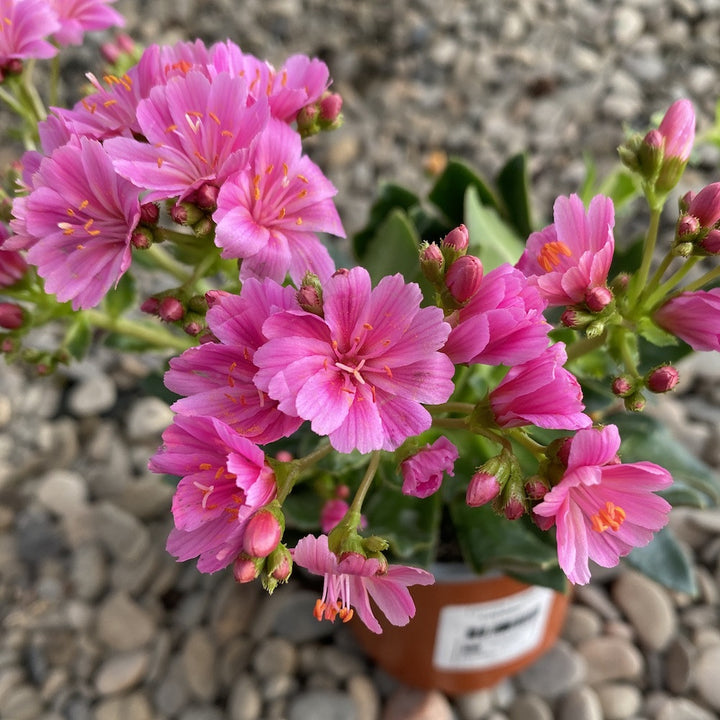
left=590, top=501, right=626, bottom=533
left=537, top=240, right=572, bottom=271
left=313, top=571, right=355, bottom=623
left=335, top=357, right=366, bottom=385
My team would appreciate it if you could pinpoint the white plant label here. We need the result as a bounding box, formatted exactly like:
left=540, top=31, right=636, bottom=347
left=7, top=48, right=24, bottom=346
left=432, top=585, right=555, bottom=671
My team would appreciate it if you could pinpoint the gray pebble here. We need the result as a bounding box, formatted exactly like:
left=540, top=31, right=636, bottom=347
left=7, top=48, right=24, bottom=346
left=227, top=674, right=262, bottom=720
left=67, top=374, right=117, bottom=416
left=578, top=636, right=644, bottom=684
left=93, top=691, right=154, bottom=720
left=656, top=697, right=718, bottom=720
left=94, top=650, right=150, bottom=695
left=509, top=694, right=553, bottom=720
left=515, top=639, right=586, bottom=698
left=253, top=636, right=298, bottom=677
left=557, top=686, right=603, bottom=720
left=694, top=643, right=720, bottom=710
left=595, top=682, right=642, bottom=719
left=181, top=628, right=218, bottom=702
left=96, top=592, right=156, bottom=651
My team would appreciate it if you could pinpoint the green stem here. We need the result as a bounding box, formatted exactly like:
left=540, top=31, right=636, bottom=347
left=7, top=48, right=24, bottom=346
left=431, top=417, right=468, bottom=430
left=293, top=441, right=333, bottom=474
left=564, top=331, right=606, bottom=362
left=143, top=244, right=193, bottom=283
left=49, top=55, right=60, bottom=108
left=82, top=308, right=193, bottom=352
left=349, top=451, right=382, bottom=515
left=618, top=328, right=640, bottom=378
left=427, top=401, right=475, bottom=416
left=644, top=256, right=700, bottom=309
left=641, top=250, right=675, bottom=303
left=508, top=429, right=546, bottom=461
left=20, top=59, right=46, bottom=123
left=628, top=207, right=661, bottom=306
left=675, top=263, right=720, bottom=294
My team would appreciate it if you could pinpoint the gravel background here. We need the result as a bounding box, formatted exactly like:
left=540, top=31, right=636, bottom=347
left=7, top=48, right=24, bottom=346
left=3, top=1, right=720, bottom=719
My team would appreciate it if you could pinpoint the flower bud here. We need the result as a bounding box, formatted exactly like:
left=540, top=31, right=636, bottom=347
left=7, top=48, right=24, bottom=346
left=673, top=241, right=694, bottom=257
left=700, top=229, right=720, bottom=254
left=466, top=471, right=500, bottom=507
left=100, top=41, right=120, bottom=65
left=296, top=103, right=319, bottom=137
left=611, top=375, right=635, bottom=397
left=158, top=296, right=184, bottom=323
left=584, top=286, right=613, bottom=313
left=442, top=224, right=470, bottom=253
left=560, top=308, right=593, bottom=329
left=524, top=476, right=549, bottom=501
left=139, top=202, right=160, bottom=226
left=646, top=365, right=679, bottom=393
left=624, top=390, right=646, bottom=412
left=233, top=554, right=261, bottom=583
left=195, top=182, right=219, bottom=212
left=658, top=98, right=695, bottom=163
left=677, top=214, right=700, bottom=237
left=585, top=319, right=605, bottom=339
left=183, top=320, right=203, bottom=336
left=170, top=201, right=203, bottom=226
left=503, top=493, right=526, bottom=520
left=0, top=302, right=23, bottom=329
left=243, top=510, right=282, bottom=558
left=319, top=92, right=343, bottom=124
left=140, top=297, right=160, bottom=315
left=296, top=272, right=324, bottom=316
left=205, top=289, right=231, bottom=308
left=131, top=229, right=152, bottom=249
left=445, top=255, right=483, bottom=303
left=419, top=242, right=445, bottom=285
left=267, top=544, right=293, bottom=582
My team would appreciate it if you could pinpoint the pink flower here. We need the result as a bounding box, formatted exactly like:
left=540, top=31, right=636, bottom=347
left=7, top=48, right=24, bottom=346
left=683, top=183, right=720, bottom=228
left=149, top=414, right=277, bottom=573
left=50, top=0, right=124, bottom=46
left=164, top=278, right=304, bottom=444
left=400, top=437, right=458, bottom=498
left=22, top=136, right=140, bottom=309
left=516, top=194, right=615, bottom=307
left=254, top=267, right=455, bottom=454
left=320, top=498, right=368, bottom=533
left=105, top=69, right=268, bottom=202
left=0, top=0, right=60, bottom=65
left=0, top=223, right=26, bottom=286
left=654, top=288, right=720, bottom=351
left=489, top=343, right=592, bottom=430
left=213, top=118, right=343, bottom=284
left=292, top=534, right=435, bottom=633
left=533, top=425, right=672, bottom=585
left=442, top=263, right=551, bottom=366
left=657, top=98, right=695, bottom=163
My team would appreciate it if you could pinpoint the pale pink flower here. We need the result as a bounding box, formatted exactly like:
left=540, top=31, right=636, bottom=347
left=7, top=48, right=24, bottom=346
left=214, top=118, right=343, bottom=284
left=50, top=0, right=124, bottom=46
left=292, top=534, right=435, bottom=633
left=533, top=425, right=672, bottom=585
left=149, top=414, right=277, bottom=573
left=516, top=194, right=615, bottom=307
left=654, top=288, right=720, bottom=352
left=657, top=98, right=695, bottom=163
left=254, top=267, right=455, bottom=454
left=105, top=69, right=268, bottom=202
left=442, top=263, right=551, bottom=366
left=165, top=278, right=303, bottom=444
left=489, top=343, right=592, bottom=430
left=400, top=437, right=458, bottom=499
left=0, top=0, right=59, bottom=65
left=22, top=136, right=140, bottom=309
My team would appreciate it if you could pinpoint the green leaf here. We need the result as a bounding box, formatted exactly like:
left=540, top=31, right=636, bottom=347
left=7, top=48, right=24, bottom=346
left=495, top=153, right=533, bottom=239
left=428, top=158, right=500, bottom=226
left=636, top=317, right=679, bottom=348
left=610, top=411, right=720, bottom=507
left=360, top=208, right=422, bottom=285
left=103, top=272, right=136, bottom=319
left=353, top=183, right=420, bottom=258
left=626, top=526, right=697, bottom=595
left=64, top=314, right=92, bottom=361
left=283, top=486, right=327, bottom=532
left=464, top=186, right=525, bottom=270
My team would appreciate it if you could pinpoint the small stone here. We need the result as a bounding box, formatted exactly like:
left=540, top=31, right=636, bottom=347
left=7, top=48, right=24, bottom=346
left=260, top=589, right=337, bottom=642
left=347, top=674, right=381, bottom=720
left=252, top=637, right=298, bottom=678
left=67, top=374, right=117, bottom=416
left=94, top=650, right=149, bottom=695
left=112, top=476, right=174, bottom=520
left=154, top=657, right=191, bottom=717
left=578, top=636, right=644, bottom=684
left=665, top=635, right=695, bottom=694
left=70, top=543, right=107, bottom=601
left=382, top=687, right=454, bottom=720
left=94, top=691, right=153, bottom=720
left=0, top=684, right=43, bottom=720
left=595, top=682, right=642, bottom=719
left=219, top=637, right=252, bottom=689
left=125, top=396, right=174, bottom=441
left=92, top=502, right=151, bottom=561
left=557, top=686, right=603, bottom=720
left=96, top=592, right=156, bottom=651
left=317, top=646, right=366, bottom=680
left=612, top=6, right=644, bottom=44
left=261, top=674, right=298, bottom=702
left=656, top=697, right=718, bottom=720
left=36, top=469, right=88, bottom=518
left=694, top=643, right=720, bottom=710
left=611, top=570, right=677, bottom=650
left=288, top=689, right=358, bottom=720
left=454, top=687, right=494, bottom=720
left=515, top=640, right=586, bottom=698
left=178, top=705, right=224, bottom=720
left=509, top=694, right=553, bottom=720
left=209, top=578, right=260, bottom=643
left=227, top=674, right=262, bottom=720
left=181, top=628, right=218, bottom=702
left=574, top=585, right=621, bottom=620
left=562, top=605, right=602, bottom=646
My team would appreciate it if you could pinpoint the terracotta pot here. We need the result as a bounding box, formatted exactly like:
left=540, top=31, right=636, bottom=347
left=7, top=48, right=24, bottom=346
left=352, top=565, right=570, bottom=695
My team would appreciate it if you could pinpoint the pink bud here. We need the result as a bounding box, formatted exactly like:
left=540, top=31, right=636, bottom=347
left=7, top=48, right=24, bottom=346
left=421, top=242, right=443, bottom=265
left=243, top=510, right=282, bottom=558
left=275, top=450, right=293, bottom=463
left=140, top=202, right=159, bottom=225
left=195, top=183, right=219, bottom=211
left=445, top=255, right=484, bottom=303
left=140, top=297, right=160, bottom=315
left=116, top=33, right=135, bottom=54
left=184, top=321, right=203, bottom=336
left=0, top=302, right=23, bottom=329
left=205, top=290, right=231, bottom=308
left=658, top=98, right=695, bottom=162
left=1, top=337, right=15, bottom=353
left=560, top=308, right=583, bottom=328
left=700, top=229, right=720, bottom=254
left=296, top=284, right=323, bottom=315
left=233, top=555, right=259, bottom=583
left=555, top=437, right=572, bottom=467
left=524, top=478, right=548, bottom=501
left=100, top=42, right=120, bottom=65
left=611, top=376, right=634, bottom=397
left=584, top=286, right=613, bottom=312
left=319, top=93, right=343, bottom=123
left=677, top=214, right=700, bottom=237
left=646, top=365, right=679, bottom=393
left=271, top=553, right=292, bottom=582
left=466, top=471, right=500, bottom=507
left=688, top=182, right=720, bottom=226
left=442, top=224, right=469, bottom=252
left=131, top=230, right=151, bottom=249
left=503, top=496, right=526, bottom=520
left=158, top=296, right=184, bottom=323
left=643, top=129, right=663, bottom=149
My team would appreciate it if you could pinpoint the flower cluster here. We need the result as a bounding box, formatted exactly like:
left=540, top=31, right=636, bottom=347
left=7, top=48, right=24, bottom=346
left=2, top=12, right=718, bottom=635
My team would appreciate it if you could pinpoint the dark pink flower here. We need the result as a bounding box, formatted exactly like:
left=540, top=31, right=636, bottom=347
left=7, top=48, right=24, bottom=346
left=654, top=288, right=720, bottom=351
left=214, top=118, right=343, bottom=284
left=22, top=137, right=140, bottom=309
left=516, top=194, right=615, bottom=307
left=0, top=0, right=59, bottom=65
left=489, top=343, right=591, bottom=430
left=400, top=437, right=458, bottom=499
left=50, top=0, right=124, bottom=46
left=533, top=425, right=672, bottom=584
left=254, top=267, right=455, bottom=454
left=105, top=69, right=268, bottom=202
left=442, top=263, right=551, bottom=366
left=684, top=182, right=720, bottom=227
left=292, top=534, right=435, bottom=634
left=165, top=278, right=303, bottom=444
left=0, top=223, right=26, bottom=286
left=149, top=414, right=277, bottom=573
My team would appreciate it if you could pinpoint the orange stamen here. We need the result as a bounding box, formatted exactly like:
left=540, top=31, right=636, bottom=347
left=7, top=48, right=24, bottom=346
left=590, top=501, right=626, bottom=533
left=537, top=241, right=572, bottom=272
